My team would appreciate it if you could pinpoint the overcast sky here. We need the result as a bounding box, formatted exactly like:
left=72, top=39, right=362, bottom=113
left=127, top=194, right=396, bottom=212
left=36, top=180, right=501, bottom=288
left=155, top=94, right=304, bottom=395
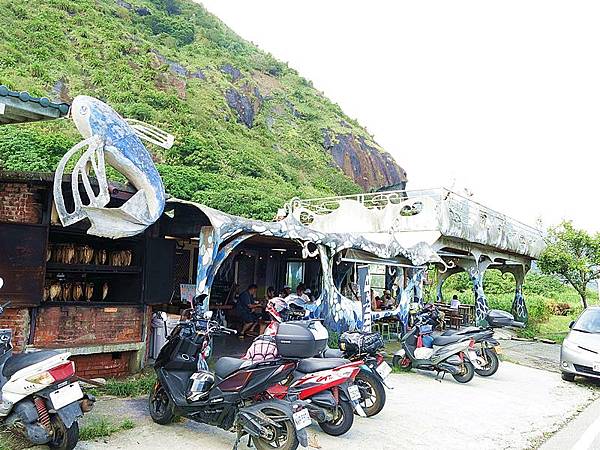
left=199, top=1, right=600, bottom=232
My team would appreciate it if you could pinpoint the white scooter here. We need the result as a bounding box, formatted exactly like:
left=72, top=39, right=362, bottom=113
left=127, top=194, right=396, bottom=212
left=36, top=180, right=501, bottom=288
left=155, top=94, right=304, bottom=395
left=0, top=277, right=94, bottom=449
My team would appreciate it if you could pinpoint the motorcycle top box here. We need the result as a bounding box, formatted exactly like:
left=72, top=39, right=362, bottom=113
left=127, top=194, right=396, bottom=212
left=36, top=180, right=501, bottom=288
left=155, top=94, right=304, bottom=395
left=275, top=320, right=328, bottom=358
left=487, top=309, right=525, bottom=328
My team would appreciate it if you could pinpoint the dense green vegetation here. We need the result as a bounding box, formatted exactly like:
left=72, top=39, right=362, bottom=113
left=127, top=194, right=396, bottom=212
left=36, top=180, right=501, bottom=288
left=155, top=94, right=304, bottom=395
left=0, top=0, right=393, bottom=219
left=438, top=270, right=599, bottom=342
left=538, top=221, right=600, bottom=309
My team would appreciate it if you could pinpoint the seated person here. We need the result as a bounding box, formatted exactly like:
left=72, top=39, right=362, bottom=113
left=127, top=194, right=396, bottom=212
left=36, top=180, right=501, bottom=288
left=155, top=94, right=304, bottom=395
left=235, top=283, right=261, bottom=338
left=266, top=286, right=276, bottom=300
left=294, top=283, right=310, bottom=303
left=280, top=285, right=292, bottom=298
left=383, top=290, right=395, bottom=309
left=450, top=294, right=460, bottom=309
left=372, top=295, right=383, bottom=311
left=304, top=288, right=313, bottom=302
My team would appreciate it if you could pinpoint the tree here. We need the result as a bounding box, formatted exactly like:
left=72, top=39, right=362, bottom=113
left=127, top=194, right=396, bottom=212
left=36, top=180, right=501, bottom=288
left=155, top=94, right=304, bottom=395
left=538, top=221, right=600, bottom=309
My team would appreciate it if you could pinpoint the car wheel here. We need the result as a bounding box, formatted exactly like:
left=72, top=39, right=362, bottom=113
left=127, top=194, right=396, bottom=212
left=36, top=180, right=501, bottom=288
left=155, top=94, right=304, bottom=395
left=561, top=372, right=575, bottom=382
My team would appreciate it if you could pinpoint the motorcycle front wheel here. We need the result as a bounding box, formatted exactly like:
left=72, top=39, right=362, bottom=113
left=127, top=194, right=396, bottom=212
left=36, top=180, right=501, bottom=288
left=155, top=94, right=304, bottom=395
left=452, top=360, right=475, bottom=383
left=252, top=408, right=299, bottom=450
left=149, top=381, right=175, bottom=425
left=354, top=370, right=386, bottom=417
left=318, top=398, right=354, bottom=436
left=48, top=416, right=79, bottom=450
left=474, top=348, right=500, bottom=377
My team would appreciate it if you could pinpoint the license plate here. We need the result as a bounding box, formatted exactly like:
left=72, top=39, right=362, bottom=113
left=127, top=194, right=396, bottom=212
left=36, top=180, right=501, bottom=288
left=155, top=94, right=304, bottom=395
left=292, top=408, right=311, bottom=430
left=494, top=345, right=502, bottom=355
left=593, top=363, right=600, bottom=373
left=376, top=361, right=392, bottom=379
left=348, top=384, right=361, bottom=401
left=49, top=382, right=83, bottom=410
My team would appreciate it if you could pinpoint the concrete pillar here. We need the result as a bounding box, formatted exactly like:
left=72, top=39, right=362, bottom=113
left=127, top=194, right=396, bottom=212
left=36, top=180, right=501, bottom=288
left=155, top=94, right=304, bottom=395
left=398, top=268, right=425, bottom=334
left=505, top=265, right=528, bottom=324
left=456, top=254, right=492, bottom=327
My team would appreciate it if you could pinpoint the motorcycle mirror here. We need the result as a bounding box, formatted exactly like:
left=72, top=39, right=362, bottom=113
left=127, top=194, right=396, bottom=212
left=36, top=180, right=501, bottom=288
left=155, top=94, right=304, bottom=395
left=203, top=311, right=213, bottom=320
left=0, top=278, right=3, bottom=290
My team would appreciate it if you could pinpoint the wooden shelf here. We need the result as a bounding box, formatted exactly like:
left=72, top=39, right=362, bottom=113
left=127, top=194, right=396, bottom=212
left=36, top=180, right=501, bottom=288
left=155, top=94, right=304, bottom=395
left=46, top=263, right=141, bottom=274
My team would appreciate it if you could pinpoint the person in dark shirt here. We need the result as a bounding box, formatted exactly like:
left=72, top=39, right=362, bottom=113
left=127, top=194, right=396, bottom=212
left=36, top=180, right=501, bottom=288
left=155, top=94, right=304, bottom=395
left=236, top=284, right=259, bottom=338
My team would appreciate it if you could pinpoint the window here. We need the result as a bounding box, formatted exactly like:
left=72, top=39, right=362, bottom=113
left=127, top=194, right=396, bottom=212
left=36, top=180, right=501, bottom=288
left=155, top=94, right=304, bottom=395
left=286, top=261, right=305, bottom=289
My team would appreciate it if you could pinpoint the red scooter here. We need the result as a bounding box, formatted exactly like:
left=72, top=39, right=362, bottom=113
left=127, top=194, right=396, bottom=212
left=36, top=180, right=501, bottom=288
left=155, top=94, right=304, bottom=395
left=245, top=299, right=365, bottom=436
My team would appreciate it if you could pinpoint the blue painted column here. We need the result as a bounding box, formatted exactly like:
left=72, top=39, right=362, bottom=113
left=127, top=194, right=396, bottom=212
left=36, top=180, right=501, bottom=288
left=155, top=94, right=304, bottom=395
left=469, top=266, right=490, bottom=327
left=510, top=266, right=528, bottom=324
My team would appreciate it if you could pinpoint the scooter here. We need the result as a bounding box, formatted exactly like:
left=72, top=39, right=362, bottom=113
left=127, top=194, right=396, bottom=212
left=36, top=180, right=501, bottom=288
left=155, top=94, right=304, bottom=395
left=244, top=299, right=366, bottom=435
left=437, top=309, right=524, bottom=377
left=392, top=318, right=476, bottom=383
left=440, top=327, right=500, bottom=377
left=0, top=277, right=94, bottom=450
left=149, top=305, right=309, bottom=450
left=322, top=331, right=390, bottom=417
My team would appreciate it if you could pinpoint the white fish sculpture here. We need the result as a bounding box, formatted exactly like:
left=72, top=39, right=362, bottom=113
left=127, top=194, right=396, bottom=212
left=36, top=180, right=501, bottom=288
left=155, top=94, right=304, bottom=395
left=53, top=96, right=173, bottom=238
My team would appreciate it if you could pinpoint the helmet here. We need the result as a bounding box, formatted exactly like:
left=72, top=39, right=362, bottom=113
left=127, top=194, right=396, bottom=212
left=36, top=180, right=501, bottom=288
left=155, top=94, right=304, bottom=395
left=187, top=371, right=214, bottom=402
left=266, top=297, right=289, bottom=323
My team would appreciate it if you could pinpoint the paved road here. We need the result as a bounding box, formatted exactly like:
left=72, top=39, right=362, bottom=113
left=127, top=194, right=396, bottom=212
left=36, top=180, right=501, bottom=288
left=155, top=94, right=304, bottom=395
left=69, top=362, right=595, bottom=450
left=499, top=338, right=561, bottom=373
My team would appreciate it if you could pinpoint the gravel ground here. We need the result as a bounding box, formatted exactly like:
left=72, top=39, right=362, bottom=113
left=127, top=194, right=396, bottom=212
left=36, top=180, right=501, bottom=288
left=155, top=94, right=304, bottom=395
left=58, top=361, right=596, bottom=450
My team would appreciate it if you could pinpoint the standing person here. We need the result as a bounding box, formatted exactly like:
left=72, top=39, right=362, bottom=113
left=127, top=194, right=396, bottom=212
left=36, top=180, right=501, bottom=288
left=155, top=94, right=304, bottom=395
left=236, top=284, right=260, bottom=339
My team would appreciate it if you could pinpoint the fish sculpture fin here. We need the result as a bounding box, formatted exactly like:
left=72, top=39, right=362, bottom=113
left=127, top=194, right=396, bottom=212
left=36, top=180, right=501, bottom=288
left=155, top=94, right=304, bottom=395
left=124, top=118, right=175, bottom=149
left=53, top=135, right=111, bottom=227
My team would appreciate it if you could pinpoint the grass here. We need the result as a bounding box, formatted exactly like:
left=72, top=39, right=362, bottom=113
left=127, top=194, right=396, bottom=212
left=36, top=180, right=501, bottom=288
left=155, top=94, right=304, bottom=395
left=80, top=417, right=136, bottom=441
left=90, top=371, right=157, bottom=398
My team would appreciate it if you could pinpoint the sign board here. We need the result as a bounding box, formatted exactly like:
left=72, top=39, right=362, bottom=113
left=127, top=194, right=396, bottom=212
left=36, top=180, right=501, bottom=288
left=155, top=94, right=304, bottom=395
left=180, top=284, right=196, bottom=304
left=0, top=103, right=4, bottom=115
left=103, top=307, right=118, bottom=313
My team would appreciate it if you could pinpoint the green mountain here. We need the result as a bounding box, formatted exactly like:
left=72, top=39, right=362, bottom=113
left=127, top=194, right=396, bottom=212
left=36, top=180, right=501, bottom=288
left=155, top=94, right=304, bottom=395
left=0, top=0, right=406, bottom=220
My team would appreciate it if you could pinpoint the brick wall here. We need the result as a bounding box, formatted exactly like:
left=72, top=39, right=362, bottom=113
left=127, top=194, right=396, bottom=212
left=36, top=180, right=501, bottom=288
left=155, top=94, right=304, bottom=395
left=33, top=306, right=144, bottom=348
left=0, top=182, right=42, bottom=224
left=71, top=351, right=133, bottom=379
left=0, top=308, right=30, bottom=352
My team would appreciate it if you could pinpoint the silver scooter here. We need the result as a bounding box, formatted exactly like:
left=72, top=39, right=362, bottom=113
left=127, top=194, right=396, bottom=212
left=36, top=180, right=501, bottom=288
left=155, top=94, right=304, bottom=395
left=392, top=318, right=475, bottom=383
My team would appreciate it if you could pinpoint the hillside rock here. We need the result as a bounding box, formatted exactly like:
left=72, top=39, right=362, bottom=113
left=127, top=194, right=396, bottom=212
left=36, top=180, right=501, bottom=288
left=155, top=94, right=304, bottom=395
left=323, top=130, right=407, bottom=190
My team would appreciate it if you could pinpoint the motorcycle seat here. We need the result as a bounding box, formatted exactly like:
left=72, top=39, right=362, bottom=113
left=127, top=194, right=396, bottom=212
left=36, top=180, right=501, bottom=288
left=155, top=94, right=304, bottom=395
left=296, top=357, right=350, bottom=373
left=442, top=326, right=481, bottom=336
left=214, top=357, right=249, bottom=379
left=432, top=334, right=470, bottom=347
left=3, top=350, right=62, bottom=379
left=322, top=348, right=345, bottom=359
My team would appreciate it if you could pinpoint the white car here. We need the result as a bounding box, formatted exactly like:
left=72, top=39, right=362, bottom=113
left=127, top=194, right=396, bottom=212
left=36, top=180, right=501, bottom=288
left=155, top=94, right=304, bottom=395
left=560, top=306, right=600, bottom=381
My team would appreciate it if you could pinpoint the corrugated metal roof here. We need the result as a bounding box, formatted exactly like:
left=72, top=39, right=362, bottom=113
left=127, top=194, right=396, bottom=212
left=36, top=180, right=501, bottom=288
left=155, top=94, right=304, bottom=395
left=0, top=85, right=70, bottom=125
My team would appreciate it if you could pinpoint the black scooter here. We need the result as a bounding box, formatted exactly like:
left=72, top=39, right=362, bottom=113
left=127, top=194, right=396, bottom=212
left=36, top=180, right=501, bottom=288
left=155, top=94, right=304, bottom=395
left=440, top=309, right=525, bottom=377
left=149, top=307, right=308, bottom=450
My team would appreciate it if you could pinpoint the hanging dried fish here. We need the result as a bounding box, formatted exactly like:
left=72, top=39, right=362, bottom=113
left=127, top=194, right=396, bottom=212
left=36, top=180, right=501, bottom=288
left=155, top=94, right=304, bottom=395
left=43, top=283, right=50, bottom=302
left=95, top=249, right=107, bottom=265
left=85, top=282, right=94, bottom=301
left=46, top=245, right=52, bottom=262
left=64, top=244, right=76, bottom=265
left=50, top=281, right=61, bottom=301
left=123, top=249, right=132, bottom=266
left=102, top=282, right=109, bottom=300
left=76, top=245, right=94, bottom=264
left=62, top=282, right=73, bottom=301
left=72, top=282, right=84, bottom=301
